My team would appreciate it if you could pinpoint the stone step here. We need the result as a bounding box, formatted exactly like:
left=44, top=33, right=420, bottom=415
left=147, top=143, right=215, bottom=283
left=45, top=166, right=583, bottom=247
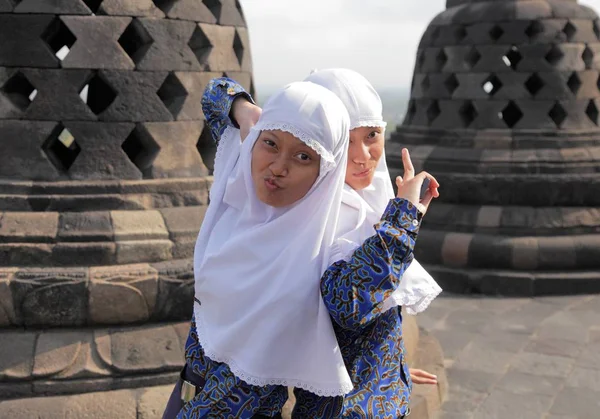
left=388, top=169, right=600, bottom=206
left=0, top=206, right=205, bottom=266
left=0, top=322, right=188, bottom=400
left=423, top=203, right=600, bottom=236
left=386, top=143, right=600, bottom=175
left=414, top=229, right=600, bottom=271
left=421, top=263, right=600, bottom=296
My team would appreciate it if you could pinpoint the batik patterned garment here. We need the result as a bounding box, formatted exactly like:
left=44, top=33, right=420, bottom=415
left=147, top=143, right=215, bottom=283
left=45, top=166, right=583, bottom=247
left=179, top=77, right=418, bottom=418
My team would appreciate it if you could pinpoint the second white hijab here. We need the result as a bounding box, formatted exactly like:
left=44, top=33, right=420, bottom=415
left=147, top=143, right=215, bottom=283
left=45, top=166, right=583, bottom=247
left=305, top=68, right=442, bottom=315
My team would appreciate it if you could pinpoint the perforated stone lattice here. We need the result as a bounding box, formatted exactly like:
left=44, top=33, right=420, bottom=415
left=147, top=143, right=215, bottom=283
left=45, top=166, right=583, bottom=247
left=405, top=3, right=600, bottom=130
left=390, top=0, right=600, bottom=295
left=0, top=0, right=253, bottom=181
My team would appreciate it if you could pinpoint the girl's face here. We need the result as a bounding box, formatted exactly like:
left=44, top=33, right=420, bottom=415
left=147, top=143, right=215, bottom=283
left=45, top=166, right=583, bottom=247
left=251, top=129, right=321, bottom=207
left=345, top=126, right=385, bottom=190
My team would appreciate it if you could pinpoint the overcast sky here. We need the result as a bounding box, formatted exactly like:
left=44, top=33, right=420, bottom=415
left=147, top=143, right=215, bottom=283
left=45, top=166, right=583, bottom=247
left=242, top=0, right=600, bottom=90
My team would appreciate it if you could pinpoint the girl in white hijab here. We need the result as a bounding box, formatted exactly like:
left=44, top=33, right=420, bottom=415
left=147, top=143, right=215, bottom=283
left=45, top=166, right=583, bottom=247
left=163, top=80, right=354, bottom=418
left=227, top=69, right=441, bottom=418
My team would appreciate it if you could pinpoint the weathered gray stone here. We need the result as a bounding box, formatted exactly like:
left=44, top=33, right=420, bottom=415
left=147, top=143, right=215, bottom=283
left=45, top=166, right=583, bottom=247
left=52, top=242, right=116, bottom=266
left=216, top=0, right=246, bottom=26
left=0, top=331, right=36, bottom=379
left=0, top=387, right=138, bottom=418
left=197, top=23, right=242, bottom=72
left=0, top=212, right=59, bottom=243
left=32, top=331, right=84, bottom=377
left=525, top=337, right=584, bottom=358
left=169, top=71, right=221, bottom=120
left=57, top=211, right=113, bottom=242
left=0, top=15, right=59, bottom=67
left=111, top=210, right=168, bottom=241
left=96, top=71, right=172, bottom=122
left=141, top=122, right=207, bottom=177
left=132, top=19, right=202, bottom=71
left=475, top=389, right=554, bottom=419
left=99, top=0, right=165, bottom=17
left=61, top=16, right=135, bottom=69
left=157, top=0, right=216, bottom=23
left=0, top=0, right=13, bottom=12
left=60, top=121, right=141, bottom=180
left=159, top=206, right=206, bottom=240
left=0, top=269, right=17, bottom=326
left=13, top=0, right=91, bottom=14
left=510, top=352, right=575, bottom=378
left=110, top=324, right=182, bottom=372
left=550, top=387, right=600, bottom=417
left=115, top=240, right=173, bottom=264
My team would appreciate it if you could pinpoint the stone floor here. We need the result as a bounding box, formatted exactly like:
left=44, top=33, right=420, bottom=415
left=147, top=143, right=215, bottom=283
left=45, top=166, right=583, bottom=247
left=417, top=293, right=600, bottom=419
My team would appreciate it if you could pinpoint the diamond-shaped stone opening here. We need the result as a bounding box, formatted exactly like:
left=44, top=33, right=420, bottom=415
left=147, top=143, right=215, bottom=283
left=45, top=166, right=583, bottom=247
left=502, top=46, right=522, bottom=70
left=444, top=74, right=459, bottom=95
left=426, top=100, right=440, bottom=124
left=499, top=101, right=523, bottom=128
left=454, top=25, right=467, bottom=43
left=152, top=0, right=176, bottom=14
left=157, top=73, right=188, bottom=119
left=582, top=46, right=594, bottom=69
left=586, top=100, right=599, bottom=125
left=465, top=47, right=481, bottom=69
left=489, top=25, right=504, bottom=41
left=79, top=72, right=117, bottom=115
left=42, top=17, right=77, bottom=61
left=545, top=44, right=564, bottom=66
left=525, top=73, right=544, bottom=96
left=435, top=49, right=447, bottom=71
left=567, top=72, right=582, bottom=95
left=459, top=100, right=477, bottom=128
left=118, top=19, right=153, bottom=64
left=482, top=74, right=502, bottom=96
left=203, top=0, right=222, bottom=20
left=42, top=125, right=81, bottom=172
left=421, top=75, right=430, bottom=92
left=197, top=122, right=217, bottom=174
left=233, top=30, right=244, bottom=66
left=563, top=21, right=577, bottom=42
left=548, top=103, right=567, bottom=128
left=189, top=25, right=213, bottom=68
left=0, top=71, right=37, bottom=112
left=82, top=0, right=103, bottom=13
left=525, top=20, right=544, bottom=39
left=404, top=100, right=416, bottom=125
left=121, top=126, right=160, bottom=176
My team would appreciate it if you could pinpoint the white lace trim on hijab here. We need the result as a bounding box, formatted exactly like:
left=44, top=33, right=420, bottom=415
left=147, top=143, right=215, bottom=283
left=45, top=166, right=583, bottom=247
left=257, top=122, right=336, bottom=172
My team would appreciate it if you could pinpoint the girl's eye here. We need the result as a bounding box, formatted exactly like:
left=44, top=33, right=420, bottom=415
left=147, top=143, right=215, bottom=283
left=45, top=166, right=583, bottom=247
left=296, top=153, right=311, bottom=161
left=367, top=131, right=378, bottom=139
left=263, top=139, right=276, bottom=147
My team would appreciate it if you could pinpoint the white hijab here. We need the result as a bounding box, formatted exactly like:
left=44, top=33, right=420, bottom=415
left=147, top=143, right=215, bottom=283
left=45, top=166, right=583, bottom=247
left=192, top=82, right=353, bottom=396
left=305, top=68, right=442, bottom=315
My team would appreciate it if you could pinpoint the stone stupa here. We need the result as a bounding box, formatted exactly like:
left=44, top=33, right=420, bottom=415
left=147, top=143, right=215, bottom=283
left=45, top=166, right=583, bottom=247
left=389, top=0, right=600, bottom=295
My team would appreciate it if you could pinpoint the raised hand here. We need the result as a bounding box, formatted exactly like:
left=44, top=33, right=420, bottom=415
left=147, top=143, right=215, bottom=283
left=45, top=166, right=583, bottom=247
left=395, top=148, right=440, bottom=214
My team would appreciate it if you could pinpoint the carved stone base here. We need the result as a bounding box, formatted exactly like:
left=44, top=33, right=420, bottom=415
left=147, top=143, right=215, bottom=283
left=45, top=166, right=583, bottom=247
left=0, top=322, right=187, bottom=401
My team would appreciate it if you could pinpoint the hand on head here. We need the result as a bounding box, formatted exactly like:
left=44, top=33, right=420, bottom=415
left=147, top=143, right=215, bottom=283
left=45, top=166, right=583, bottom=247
left=395, top=148, right=440, bottom=214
